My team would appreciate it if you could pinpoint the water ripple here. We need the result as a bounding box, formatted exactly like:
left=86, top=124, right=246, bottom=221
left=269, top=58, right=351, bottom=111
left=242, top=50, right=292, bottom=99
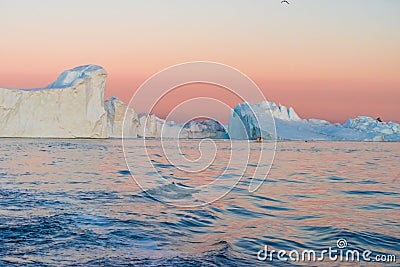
left=0, top=140, right=399, bottom=266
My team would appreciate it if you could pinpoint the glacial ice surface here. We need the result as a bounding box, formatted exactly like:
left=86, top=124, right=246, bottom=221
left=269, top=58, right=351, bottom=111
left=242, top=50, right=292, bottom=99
left=0, top=65, right=108, bottom=138
left=228, top=101, right=400, bottom=141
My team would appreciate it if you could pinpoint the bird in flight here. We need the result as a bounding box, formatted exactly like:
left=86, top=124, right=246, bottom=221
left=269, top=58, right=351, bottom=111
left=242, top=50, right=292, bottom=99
left=281, top=0, right=290, bottom=4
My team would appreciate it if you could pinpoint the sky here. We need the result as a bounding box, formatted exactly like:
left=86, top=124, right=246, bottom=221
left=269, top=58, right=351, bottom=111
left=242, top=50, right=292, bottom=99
left=0, top=0, right=399, bottom=123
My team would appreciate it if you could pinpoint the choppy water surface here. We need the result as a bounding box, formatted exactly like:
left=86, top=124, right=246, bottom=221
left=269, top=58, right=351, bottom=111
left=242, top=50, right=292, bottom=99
left=0, top=140, right=399, bottom=266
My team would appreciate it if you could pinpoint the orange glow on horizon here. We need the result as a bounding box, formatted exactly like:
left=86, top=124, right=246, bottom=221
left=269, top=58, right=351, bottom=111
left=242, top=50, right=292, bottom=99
left=0, top=1, right=399, bottom=123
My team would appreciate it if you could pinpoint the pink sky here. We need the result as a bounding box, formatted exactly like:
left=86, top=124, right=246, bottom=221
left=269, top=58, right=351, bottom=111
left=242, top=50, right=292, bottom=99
left=0, top=0, right=399, bottom=123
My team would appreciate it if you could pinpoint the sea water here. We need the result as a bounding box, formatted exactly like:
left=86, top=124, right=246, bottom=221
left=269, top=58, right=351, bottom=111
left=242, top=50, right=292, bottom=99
left=0, top=139, right=399, bottom=266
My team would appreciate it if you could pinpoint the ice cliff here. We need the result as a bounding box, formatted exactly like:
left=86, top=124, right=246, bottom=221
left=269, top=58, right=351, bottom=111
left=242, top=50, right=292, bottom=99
left=0, top=65, right=108, bottom=138
left=104, top=96, right=228, bottom=138
left=229, top=101, right=400, bottom=141
left=181, top=119, right=228, bottom=139
left=105, top=96, right=140, bottom=138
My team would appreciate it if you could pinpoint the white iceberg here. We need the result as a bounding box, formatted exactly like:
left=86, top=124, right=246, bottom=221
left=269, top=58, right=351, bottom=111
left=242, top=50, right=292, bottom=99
left=1, top=64, right=398, bottom=141
left=0, top=65, right=108, bottom=138
left=228, top=101, right=400, bottom=141
left=105, top=97, right=228, bottom=139
left=343, top=116, right=400, bottom=141
left=105, top=97, right=186, bottom=138
left=105, top=96, right=140, bottom=138
left=137, top=113, right=183, bottom=138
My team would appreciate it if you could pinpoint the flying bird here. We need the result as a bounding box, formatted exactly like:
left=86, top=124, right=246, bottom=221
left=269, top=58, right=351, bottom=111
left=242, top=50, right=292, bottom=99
left=281, top=0, right=290, bottom=4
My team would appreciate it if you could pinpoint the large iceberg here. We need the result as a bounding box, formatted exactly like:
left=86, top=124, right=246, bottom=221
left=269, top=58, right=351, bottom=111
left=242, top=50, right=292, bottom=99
left=0, top=65, right=108, bottom=138
left=228, top=101, right=400, bottom=141
left=1, top=65, right=398, bottom=141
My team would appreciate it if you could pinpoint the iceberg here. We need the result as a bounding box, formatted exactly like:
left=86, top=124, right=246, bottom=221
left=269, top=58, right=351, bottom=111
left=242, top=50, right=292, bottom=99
left=229, top=101, right=400, bottom=141
left=181, top=119, right=228, bottom=139
left=137, top=113, right=183, bottom=138
left=0, top=65, right=108, bottom=138
left=1, top=64, right=398, bottom=141
left=105, top=96, right=140, bottom=138
left=105, top=97, right=186, bottom=138
left=343, top=116, right=400, bottom=141
left=105, top=97, right=228, bottom=139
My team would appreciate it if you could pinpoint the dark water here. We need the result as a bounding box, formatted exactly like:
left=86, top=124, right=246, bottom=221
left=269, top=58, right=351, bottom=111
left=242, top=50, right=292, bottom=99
left=0, top=140, right=399, bottom=266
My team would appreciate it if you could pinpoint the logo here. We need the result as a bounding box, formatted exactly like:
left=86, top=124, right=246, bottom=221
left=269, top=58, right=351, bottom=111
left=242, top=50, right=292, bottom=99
left=257, top=238, right=397, bottom=263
